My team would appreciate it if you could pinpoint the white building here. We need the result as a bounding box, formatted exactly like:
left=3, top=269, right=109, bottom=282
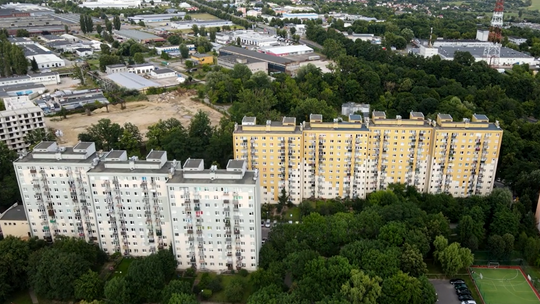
left=260, top=45, right=313, bottom=57
left=341, top=102, right=370, bottom=117
left=171, top=20, right=233, bottom=30
left=105, top=64, right=127, bottom=74
left=128, top=13, right=186, bottom=23
left=13, top=143, right=262, bottom=272
left=81, top=0, right=142, bottom=8
left=75, top=48, right=93, bottom=57
left=0, top=72, right=61, bottom=87
left=150, top=68, right=177, bottom=79
left=128, top=63, right=156, bottom=75
left=8, top=37, right=34, bottom=45
left=167, top=159, right=261, bottom=271
left=234, top=30, right=279, bottom=47
left=0, top=95, right=45, bottom=152
left=30, top=54, right=66, bottom=69
left=155, top=45, right=180, bottom=55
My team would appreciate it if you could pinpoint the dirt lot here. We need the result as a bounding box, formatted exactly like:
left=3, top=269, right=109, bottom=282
left=45, top=91, right=224, bottom=146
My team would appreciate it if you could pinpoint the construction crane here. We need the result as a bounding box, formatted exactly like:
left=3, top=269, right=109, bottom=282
left=483, top=0, right=504, bottom=67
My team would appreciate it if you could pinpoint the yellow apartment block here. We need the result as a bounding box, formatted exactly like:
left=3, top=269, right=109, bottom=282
left=233, top=112, right=503, bottom=204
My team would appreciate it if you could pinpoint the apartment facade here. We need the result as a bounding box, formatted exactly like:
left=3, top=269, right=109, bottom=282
left=233, top=112, right=503, bottom=203
left=13, top=142, right=262, bottom=272
left=0, top=95, right=45, bottom=152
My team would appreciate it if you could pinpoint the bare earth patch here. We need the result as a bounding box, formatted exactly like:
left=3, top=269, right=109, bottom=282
left=46, top=91, right=223, bottom=146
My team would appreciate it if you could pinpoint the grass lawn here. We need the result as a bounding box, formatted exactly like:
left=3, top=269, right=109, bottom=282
left=285, top=206, right=301, bottom=222
left=209, top=274, right=252, bottom=303
left=111, top=258, right=134, bottom=279
left=189, top=13, right=220, bottom=20
left=86, top=59, right=100, bottom=71
left=529, top=0, right=540, bottom=10
left=4, top=291, right=33, bottom=304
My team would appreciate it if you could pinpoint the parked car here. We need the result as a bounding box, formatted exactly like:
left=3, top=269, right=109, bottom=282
left=265, top=219, right=271, bottom=228
left=450, top=279, right=466, bottom=285
left=455, top=284, right=468, bottom=291
left=461, top=300, right=476, bottom=304
left=458, top=294, right=474, bottom=301
left=456, top=288, right=472, bottom=295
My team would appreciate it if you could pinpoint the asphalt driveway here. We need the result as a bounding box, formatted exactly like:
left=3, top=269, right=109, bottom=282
left=430, top=279, right=461, bottom=304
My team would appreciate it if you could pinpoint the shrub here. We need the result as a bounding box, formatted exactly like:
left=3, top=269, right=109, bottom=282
left=238, top=269, right=249, bottom=277
left=201, top=289, right=212, bottom=299
left=185, top=268, right=196, bottom=277
left=207, top=277, right=222, bottom=292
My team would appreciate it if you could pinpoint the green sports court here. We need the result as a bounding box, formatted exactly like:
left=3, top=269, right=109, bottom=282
left=470, top=266, right=540, bottom=304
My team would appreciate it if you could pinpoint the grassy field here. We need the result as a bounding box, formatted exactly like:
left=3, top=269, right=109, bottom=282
left=200, top=273, right=252, bottom=303
left=285, top=206, right=301, bottom=222
left=111, top=258, right=134, bottom=279
left=471, top=267, right=540, bottom=304
left=4, top=291, right=33, bottom=304
left=529, top=0, right=540, bottom=10
left=189, top=13, right=219, bottom=20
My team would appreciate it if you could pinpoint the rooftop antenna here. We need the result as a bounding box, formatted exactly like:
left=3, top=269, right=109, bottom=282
left=428, top=27, right=433, bottom=48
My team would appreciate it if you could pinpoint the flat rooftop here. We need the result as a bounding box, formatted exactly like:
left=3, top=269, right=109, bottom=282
left=184, top=158, right=203, bottom=169
left=153, top=68, right=176, bottom=74
left=107, top=72, right=160, bottom=90
left=220, top=46, right=294, bottom=65
left=147, top=150, right=166, bottom=160
left=0, top=206, right=27, bottom=221
left=167, top=170, right=257, bottom=185
left=227, top=159, right=245, bottom=169
left=438, top=46, right=533, bottom=58
left=115, top=29, right=162, bottom=40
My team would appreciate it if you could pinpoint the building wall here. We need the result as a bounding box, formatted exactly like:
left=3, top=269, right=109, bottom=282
left=0, top=219, right=30, bottom=238
left=233, top=113, right=503, bottom=203
left=0, top=73, right=60, bottom=86
left=87, top=172, right=171, bottom=256
left=151, top=71, right=176, bottom=79
left=168, top=183, right=261, bottom=272
left=14, top=145, right=262, bottom=272
left=0, top=105, right=45, bottom=152
left=190, top=55, right=213, bottom=65
left=106, top=66, right=128, bottom=74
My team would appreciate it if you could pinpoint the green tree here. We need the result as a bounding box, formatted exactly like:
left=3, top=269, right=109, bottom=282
left=401, top=243, right=428, bottom=277
left=78, top=118, right=123, bottom=150
left=378, top=222, right=407, bottom=247
left=104, top=277, right=130, bottom=304
left=187, top=110, right=213, bottom=158
left=457, top=215, right=484, bottom=250
left=80, top=14, right=87, bottom=33
left=488, top=234, right=506, bottom=260
left=453, top=51, right=475, bottom=66
left=96, top=24, right=103, bottom=36
left=99, top=54, right=121, bottom=72
left=101, top=44, right=111, bottom=55
left=0, top=236, right=32, bottom=303
left=179, top=44, right=189, bottom=59
left=0, top=142, right=21, bottom=210
left=380, top=271, right=423, bottom=304
left=113, top=15, right=121, bottom=31
left=433, top=235, right=474, bottom=277
left=30, top=57, right=39, bottom=72
left=28, top=248, right=91, bottom=300
left=224, top=277, right=245, bottom=303
left=490, top=210, right=519, bottom=236
left=24, top=128, right=56, bottom=150
left=162, top=280, right=193, bottom=304
left=323, top=38, right=346, bottom=59
left=133, top=52, right=145, bottom=64
left=74, top=270, right=103, bottom=301
left=168, top=293, right=198, bottom=304
left=106, top=20, right=113, bottom=33
left=146, top=118, right=183, bottom=150
left=168, top=35, right=182, bottom=45
left=340, top=269, right=382, bottom=304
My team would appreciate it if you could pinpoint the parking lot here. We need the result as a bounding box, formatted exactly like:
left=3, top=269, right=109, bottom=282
left=431, top=279, right=461, bottom=304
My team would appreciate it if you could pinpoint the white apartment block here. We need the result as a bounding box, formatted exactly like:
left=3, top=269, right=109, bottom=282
left=0, top=95, right=45, bottom=152
left=14, top=142, right=262, bottom=272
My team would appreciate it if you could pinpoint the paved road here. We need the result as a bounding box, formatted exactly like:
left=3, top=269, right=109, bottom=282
left=430, top=279, right=460, bottom=304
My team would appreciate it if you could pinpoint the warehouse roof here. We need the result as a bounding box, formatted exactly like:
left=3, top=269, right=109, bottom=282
left=115, top=29, right=162, bottom=41
left=438, top=46, right=533, bottom=58
left=260, top=44, right=313, bottom=55
left=107, top=72, right=160, bottom=90
left=153, top=68, right=176, bottom=74
left=220, top=46, right=294, bottom=65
